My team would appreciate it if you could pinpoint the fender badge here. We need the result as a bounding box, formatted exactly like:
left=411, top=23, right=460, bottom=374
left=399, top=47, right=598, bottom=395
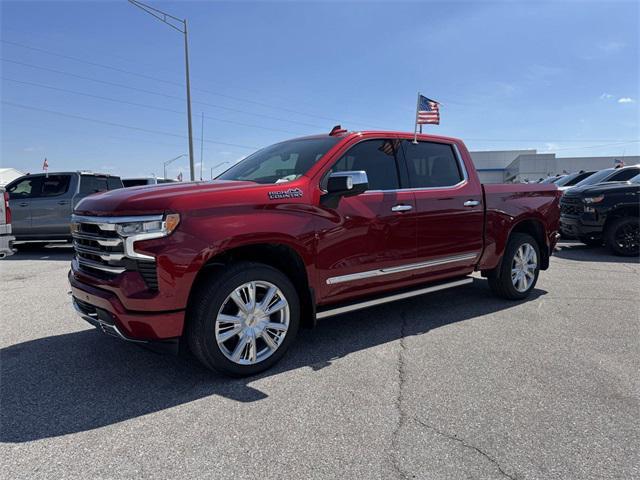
left=268, top=188, right=303, bottom=200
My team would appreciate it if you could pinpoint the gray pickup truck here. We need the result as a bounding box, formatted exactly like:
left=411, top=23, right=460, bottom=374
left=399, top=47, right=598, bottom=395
left=5, top=172, right=123, bottom=244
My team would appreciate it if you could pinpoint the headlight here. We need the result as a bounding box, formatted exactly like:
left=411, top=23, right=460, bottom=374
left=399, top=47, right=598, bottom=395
left=119, top=213, right=180, bottom=260
left=116, top=213, right=180, bottom=237
left=583, top=195, right=604, bottom=204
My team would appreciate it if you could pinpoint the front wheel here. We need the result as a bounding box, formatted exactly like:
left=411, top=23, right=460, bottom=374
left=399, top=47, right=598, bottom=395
left=187, top=262, right=300, bottom=377
left=605, top=217, right=639, bottom=257
left=488, top=233, right=541, bottom=300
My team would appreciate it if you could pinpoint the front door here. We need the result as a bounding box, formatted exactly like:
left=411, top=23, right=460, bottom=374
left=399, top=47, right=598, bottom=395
left=315, top=138, right=417, bottom=304
left=401, top=140, right=484, bottom=277
left=6, top=176, right=43, bottom=237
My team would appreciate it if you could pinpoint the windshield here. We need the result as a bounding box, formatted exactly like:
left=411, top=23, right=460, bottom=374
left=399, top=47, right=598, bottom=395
left=573, top=168, right=614, bottom=188
left=629, top=173, right=640, bottom=184
left=554, top=173, right=579, bottom=186
left=218, top=137, right=341, bottom=184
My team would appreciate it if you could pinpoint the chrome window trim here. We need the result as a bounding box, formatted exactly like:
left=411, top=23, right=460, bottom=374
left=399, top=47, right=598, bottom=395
left=326, top=252, right=478, bottom=285
left=320, top=138, right=470, bottom=195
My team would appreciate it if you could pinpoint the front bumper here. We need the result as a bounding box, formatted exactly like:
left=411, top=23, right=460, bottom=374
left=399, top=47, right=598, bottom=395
left=69, top=270, right=185, bottom=344
left=560, top=214, right=603, bottom=240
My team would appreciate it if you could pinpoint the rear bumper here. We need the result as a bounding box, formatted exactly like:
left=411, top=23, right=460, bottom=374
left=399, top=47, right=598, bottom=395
left=69, top=271, right=185, bottom=342
left=0, top=234, right=15, bottom=258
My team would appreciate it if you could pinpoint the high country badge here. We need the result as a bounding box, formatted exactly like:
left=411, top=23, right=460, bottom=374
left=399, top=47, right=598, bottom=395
left=268, top=188, right=303, bottom=200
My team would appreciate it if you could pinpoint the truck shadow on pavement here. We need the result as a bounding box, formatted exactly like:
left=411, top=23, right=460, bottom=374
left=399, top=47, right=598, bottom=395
left=3, top=245, right=74, bottom=261
left=554, top=243, right=639, bottom=264
left=0, top=279, right=546, bottom=443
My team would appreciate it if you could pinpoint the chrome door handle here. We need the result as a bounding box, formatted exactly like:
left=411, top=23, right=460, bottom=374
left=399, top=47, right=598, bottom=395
left=391, top=204, right=413, bottom=212
left=463, top=200, right=480, bottom=207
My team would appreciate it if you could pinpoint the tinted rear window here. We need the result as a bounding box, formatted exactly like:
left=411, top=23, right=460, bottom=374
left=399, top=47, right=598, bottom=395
left=40, top=175, right=71, bottom=197
left=80, top=176, right=108, bottom=194
left=402, top=141, right=463, bottom=188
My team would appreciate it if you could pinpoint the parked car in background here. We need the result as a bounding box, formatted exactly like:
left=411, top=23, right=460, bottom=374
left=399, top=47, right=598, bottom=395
left=560, top=174, right=639, bottom=255
left=122, top=177, right=177, bottom=187
left=0, top=187, right=15, bottom=259
left=567, top=164, right=640, bottom=192
left=5, top=172, right=124, bottom=245
left=69, top=129, right=560, bottom=376
left=539, top=174, right=566, bottom=184
left=554, top=170, right=597, bottom=192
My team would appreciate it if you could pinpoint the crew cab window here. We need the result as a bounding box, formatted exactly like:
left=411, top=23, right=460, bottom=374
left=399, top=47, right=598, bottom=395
left=609, top=168, right=640, bottom=182
left=329, top=139, right=401, bottom=190
left=7, top=177, right=43, bottom=199
left=218, top=137, right=341, bottom=184
left=107, top=177, right=124, bottom=190
left=40, top=175, right=71, bottom=197
left=402, top=141, right=463, bottom=188
left=80, top=176, right=108, bottom=194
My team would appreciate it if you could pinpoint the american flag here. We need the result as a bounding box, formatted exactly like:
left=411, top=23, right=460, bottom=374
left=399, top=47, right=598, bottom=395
left=416, top=95, right=440, bottom=125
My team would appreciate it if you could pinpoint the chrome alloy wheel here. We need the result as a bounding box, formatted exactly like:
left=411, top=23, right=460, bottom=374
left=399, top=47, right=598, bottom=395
left=511, top=243, right=538, bottom=293
left=215, top=281, right=290, bottom=365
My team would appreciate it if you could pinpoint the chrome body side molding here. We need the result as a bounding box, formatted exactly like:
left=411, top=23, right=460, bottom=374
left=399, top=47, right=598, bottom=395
left=326, top=252, right=477, bottom=285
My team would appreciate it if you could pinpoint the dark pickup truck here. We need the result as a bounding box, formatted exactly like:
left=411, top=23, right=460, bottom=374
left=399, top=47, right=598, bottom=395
left=69, top=130, right=560, bottom=376
left=560, top=174, right=639, bottom=255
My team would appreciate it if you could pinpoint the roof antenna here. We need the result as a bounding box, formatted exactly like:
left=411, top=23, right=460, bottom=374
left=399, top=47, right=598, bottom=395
left=329, top=125, right=346, bottom=136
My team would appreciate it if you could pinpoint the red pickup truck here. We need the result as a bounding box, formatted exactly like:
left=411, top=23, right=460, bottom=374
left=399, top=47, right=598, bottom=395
left=69, top=129, right=560, bottom=376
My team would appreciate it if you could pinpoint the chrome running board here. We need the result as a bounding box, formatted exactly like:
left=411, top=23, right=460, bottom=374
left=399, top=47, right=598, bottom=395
left=316, top=277, right=473, bottom=319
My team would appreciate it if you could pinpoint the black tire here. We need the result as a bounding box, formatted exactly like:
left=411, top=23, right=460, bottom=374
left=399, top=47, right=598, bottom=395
left=605, top=217, right=639, bottom=257
left=186, top=261, right=300, bottom=377
left=488, top=233, right=541, bottom=300
left=579, top=236, right=602, bottom=247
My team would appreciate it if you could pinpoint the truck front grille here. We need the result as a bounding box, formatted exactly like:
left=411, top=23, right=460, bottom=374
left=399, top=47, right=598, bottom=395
left=71, top=217, right=159, bottom=290
left=560, top=197, right=582, bottom=216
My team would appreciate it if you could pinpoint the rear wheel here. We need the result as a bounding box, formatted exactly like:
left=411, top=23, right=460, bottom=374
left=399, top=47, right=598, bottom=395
left=605, top=217, right=639, bottom=257
left=488, top=233, right=541, bottom=300
left=187, top=262, right=300, bottom=377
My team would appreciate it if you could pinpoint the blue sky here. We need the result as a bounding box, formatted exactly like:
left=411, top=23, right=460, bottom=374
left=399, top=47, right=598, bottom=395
left=1, top=0, right=638, bottom=179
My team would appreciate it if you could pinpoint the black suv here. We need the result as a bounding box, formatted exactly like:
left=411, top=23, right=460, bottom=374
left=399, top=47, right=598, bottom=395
left=560, top=174, right=639, bottom=256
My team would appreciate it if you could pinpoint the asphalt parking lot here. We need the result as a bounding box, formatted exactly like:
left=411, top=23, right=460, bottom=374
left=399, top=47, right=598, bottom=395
left=1, top=242, right=638, bottom=480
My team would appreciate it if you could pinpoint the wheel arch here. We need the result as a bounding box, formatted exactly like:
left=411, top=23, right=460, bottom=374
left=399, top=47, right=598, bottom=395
left=603, top=204, right=639, bottom=233
left=509, top=218, right=549, bottom=270
left=187, top=242, right=316, bottom=330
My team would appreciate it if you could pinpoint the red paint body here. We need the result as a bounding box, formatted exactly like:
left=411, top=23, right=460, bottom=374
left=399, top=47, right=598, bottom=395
left=70, top=132, right=560, bottom=340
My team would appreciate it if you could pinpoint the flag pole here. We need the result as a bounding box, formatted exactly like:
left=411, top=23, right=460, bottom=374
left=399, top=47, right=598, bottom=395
left=413, top=92, right=420, bottom=144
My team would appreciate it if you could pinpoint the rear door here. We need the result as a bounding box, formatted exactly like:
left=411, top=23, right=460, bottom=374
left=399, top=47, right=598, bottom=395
left=6, top=176, right=43, bottom=237
left=401, top=139, right=484, bottom=276
left=30, top=174, right=74, bottom=237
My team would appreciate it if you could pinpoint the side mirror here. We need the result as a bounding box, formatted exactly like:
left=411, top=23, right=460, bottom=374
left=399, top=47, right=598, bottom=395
left=326, top=171, right=369, bottom=197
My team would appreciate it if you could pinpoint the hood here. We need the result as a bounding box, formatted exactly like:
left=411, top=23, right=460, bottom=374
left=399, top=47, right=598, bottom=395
left=564, top=181, right=637, bottom=197
left=74, top=180, right=259, bottom=216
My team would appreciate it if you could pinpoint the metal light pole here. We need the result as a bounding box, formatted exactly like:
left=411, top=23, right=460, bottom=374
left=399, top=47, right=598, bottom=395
left=210, top=161, right=230, bottom=180
left=128, top=0, right=196, bottom=181
left=164, top=154, right=187, bottom=179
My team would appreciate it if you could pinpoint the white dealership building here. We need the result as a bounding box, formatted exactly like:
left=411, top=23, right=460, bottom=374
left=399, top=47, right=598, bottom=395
left=470, top=150, right=639, bottom=183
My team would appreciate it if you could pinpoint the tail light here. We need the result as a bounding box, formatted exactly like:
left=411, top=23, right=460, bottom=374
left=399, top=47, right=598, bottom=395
left=4, top=192, right=11, bottom=224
